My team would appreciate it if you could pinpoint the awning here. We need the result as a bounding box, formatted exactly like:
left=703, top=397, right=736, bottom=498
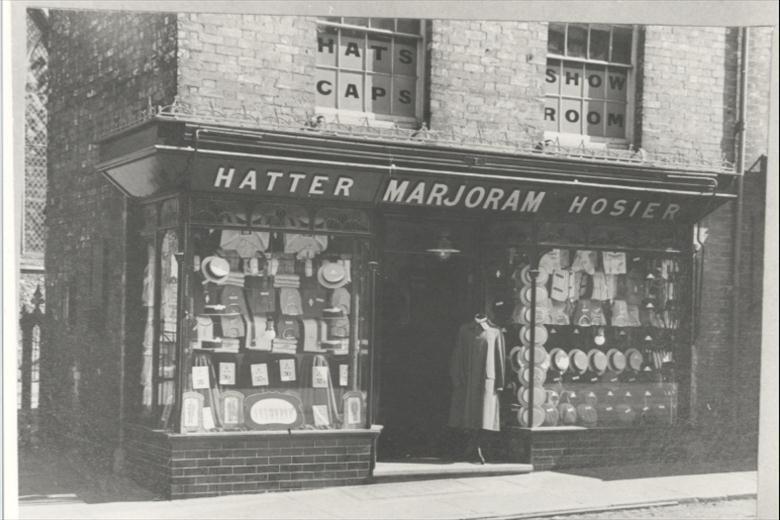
left=96, top=119, right=738, bottom=224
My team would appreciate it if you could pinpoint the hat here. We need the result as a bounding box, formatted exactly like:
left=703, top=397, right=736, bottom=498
left=545, top=389, right=560, bottom=406
left=569, top=349, right=589, bottom=374
left=324, top=316, right=350, bottom=338
left=583, top=391, right=598, bottom=406
left=542, top=403, right=560, bottom=426
left=201, top=256, right=230, bottom=284
left=318, top=261, right=348, bottom=289
left=549, top=348, right=570, bottom=372
left=519, top=285, right=549, bottom=305
left=518, top=385, right=546, bottom=407
left=588, top=349, right=609, bottom=375
left=329, top=287, right=351, bottom=315
left=558, top=402, right=578, bottom=425
left=276, top=317, right=301, bottom=341
left=508, top=346, right=524, bottom=372
left=576, top=403, right=598, bottom=426
left=626, top=348, right=644, bottom=371
left=615, top=403, right=637, bottom=425
left=517, top=406, right=546, bottom=428
left=519, top=324, right=549, bottom=346
left=518, top=305, right=549, bottom=326
left=519, top=366, right=547, bottom=387
left=607, top=349, right=627, bottom=373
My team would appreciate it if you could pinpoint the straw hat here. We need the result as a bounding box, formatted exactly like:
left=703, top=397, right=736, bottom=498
left=549, top=348, right=570, bottom=373
left=569, top=349, right=589, bottom=374
left=317, top=261, right=348, bottom=289
left=588, top=349, right=609, bottom=375
left=201, top=256, right=230, bottom=284
left=518, top=385, right=547, bottom=407
left=518, top=366, right=547, bottom=387
left=519, top=285, right=549, bottom=306
left=625, top=348, right=644, bottom=371
left=607, top=349, right=627, bottom=373
left=517, top=406, right=546, bottom=428
left=508, top=346, right=524, bottom=372
left=519, top=324, right=549, bottom=346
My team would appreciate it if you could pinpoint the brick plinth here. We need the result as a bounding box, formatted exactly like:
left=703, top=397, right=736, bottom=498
left=124, top=424, right=380, bottom=499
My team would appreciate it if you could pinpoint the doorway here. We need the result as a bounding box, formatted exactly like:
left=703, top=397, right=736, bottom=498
left=376, top=216, right=476, bottom=461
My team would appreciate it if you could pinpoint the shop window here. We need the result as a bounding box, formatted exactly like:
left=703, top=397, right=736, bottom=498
left=180, top=210, right=373, bottom=433
left=156, top=230, right=179, bottom=428
left=251, top=203, right=310, bottom=229
left=315, top=18, right=424, bottom=126
left=139, top=238, right=156, bottom=418
left=545, top=24, right=636, bottom=146
left=485, top=242, right=686, bottom=430
left=191, top=198, right=250, bottom=227
left=314, top=208, right=371, bottom=233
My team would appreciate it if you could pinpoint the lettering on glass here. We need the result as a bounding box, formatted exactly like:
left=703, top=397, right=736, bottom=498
left=212, top=167, right=355, bottom=198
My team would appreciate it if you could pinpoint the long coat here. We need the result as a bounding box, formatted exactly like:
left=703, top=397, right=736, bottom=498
left=448, top=321, right=506, bottom=431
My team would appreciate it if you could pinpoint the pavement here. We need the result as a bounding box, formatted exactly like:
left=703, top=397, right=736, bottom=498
left=16, top=445, right=758, bottom=520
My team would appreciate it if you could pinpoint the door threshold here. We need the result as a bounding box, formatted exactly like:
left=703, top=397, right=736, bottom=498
left=372, top=458, right=533, bottom=483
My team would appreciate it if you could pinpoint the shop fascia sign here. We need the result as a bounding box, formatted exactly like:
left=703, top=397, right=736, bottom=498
left=192, top=157, right=684, bottom=221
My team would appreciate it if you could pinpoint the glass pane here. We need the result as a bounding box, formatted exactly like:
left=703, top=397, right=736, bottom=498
left=545, top=60, right=561, bottom=96
left=548, top=23, right=565, bottom=54
left=315, top=68, right=337, bottom=109
left=338, top=71, right=365, bottom=111
left=484, top=246, right=684, bottom=430
left=339, top=29, right=365, bottom=70
left=605, top=102, right=627, bottom=138
left=544, top=97, right=560, bottom=132
left=589, top=26, right=610, bottom=61
left=370, top=18, right=395, bottom=31
left=561, top=62, right=583, bottom=98
left=396, top=19, right=420, bottom=34
left=367, top=34, right=392, bottom=73
left=612, top=27, right=633, bottom=64
left=393, top=37, right=418, bottom=77
left=566, top=24, right=588, bottom=57
left=366, top=74, right=392, bottom=115
left=184, top=221, right=373, bottom=432
left=343, top=17, right=369, bottom=27
left=140, top=238, right=156, bottom=418
left=606, top=68, right=628, bottom=101
left=392, top=75, right=416, bottom=117
left=584, top=65, right=605, bottom=99
left=158, top=230, right=179, bottom=429
left=584, top=99, right=605, bottom=137
left=560, top=98, right=582, bottom=134
left=316, top=26, right=338, bottom=67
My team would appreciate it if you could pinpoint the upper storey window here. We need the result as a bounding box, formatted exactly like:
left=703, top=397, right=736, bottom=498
left=545, top=24, right=636, bottom=145
left=315, top=18, right=424, bottom=126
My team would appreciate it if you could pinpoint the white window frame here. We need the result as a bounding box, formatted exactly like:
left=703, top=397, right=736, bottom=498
left=544, top=24, right=639, bottom=149
left=315, top=18, right=426, bottom=128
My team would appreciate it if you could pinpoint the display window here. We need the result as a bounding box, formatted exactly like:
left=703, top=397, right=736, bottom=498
left=484, top=222, right=688, bottom=430
left=179, top=198, right=374, bottom=432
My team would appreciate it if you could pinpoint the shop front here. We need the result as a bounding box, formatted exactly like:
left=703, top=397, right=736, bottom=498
left=97, top=116, right=737, bottom=498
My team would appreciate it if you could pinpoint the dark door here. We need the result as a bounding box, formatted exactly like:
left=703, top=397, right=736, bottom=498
left=377, top=251, right=472, bottom=460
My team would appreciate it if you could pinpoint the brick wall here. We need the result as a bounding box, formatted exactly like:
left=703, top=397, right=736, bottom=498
left=176, top=13, right=316, bottom=123
left=429, top=20, right=547, bottom=144
left=44, top=10, right=177, bottom=459
left=125, top=425, right=376, bottom=499
left=640, top=26, right=739, bottom=163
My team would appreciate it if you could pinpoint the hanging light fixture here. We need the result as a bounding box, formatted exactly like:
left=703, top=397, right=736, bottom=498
left=426, top=231, right=461, bottom=261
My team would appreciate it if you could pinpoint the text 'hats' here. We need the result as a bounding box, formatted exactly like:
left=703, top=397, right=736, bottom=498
left=201, top=256, right=230, bottom=284
left=318, top=261, right=349, bottom=289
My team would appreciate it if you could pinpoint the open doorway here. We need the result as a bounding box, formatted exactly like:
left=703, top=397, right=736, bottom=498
left=376, top=216, right=476, bottom=461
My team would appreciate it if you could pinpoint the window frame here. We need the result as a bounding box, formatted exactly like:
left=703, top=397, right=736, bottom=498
left=544, top=23, right=639, bottom=148
left=315, top=18, right=426, bottom=128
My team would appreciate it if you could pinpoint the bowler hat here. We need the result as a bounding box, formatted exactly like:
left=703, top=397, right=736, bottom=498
left=607, top=349, right=627, bottom=373
left=569, top=349, right=589, bottom=374
left=588, top=349, right=609, bottom=375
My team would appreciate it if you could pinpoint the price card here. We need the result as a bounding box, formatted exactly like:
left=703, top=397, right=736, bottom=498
left=219, top=362, right=236, bottom=385
left=192, top=366, right=210, bottom=389
left=312, top=366, right=329, bottom=388
left=339, top=365, right=349, bottom=387
left=312, top=405, right=330, bottom=426
left=279, top=359, right=296, bottom=382
left=202, top=407, right=216, bottom=430
left=250, top=363, right=269, bottom=386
